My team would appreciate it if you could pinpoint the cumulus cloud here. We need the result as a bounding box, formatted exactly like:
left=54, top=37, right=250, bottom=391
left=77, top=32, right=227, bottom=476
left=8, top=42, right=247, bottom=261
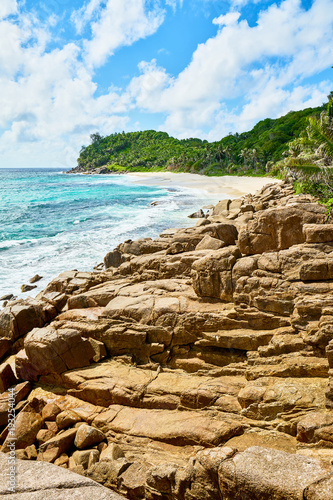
left=0, top=0, right=332, bottom=167
left=71, top=0, right=104, bottom=34
left=0, top=0, right=17, bottom=20
left=126, top=0, right=333, bottom=139
left=0, top=0, right=164, bottom=167
left=212, top=12, right=241, bottom=25
left=81, top=0, right=165, bottom=68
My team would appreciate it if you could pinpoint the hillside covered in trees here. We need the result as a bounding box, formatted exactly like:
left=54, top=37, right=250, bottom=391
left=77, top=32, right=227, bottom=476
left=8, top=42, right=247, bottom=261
left=76, top=104, right=326, bottom=176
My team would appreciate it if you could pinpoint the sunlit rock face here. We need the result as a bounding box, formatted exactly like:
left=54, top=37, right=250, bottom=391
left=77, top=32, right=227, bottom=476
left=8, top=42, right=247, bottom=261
left=1, top=182, right=333, bottom=499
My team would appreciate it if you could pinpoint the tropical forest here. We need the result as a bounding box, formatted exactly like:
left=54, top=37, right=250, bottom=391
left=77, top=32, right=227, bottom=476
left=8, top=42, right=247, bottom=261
left=77, top=92, right=333, bottom=203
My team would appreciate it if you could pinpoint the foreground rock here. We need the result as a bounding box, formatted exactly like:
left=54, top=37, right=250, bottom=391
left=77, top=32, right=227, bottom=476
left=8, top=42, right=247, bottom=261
left=0, top=451, right=124, bottom=498
left=1, top=181, right=333, bottom=498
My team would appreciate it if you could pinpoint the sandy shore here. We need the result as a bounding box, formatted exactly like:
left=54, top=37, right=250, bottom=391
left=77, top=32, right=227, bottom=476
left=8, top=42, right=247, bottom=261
left=127, top=172, right=280, bottom=198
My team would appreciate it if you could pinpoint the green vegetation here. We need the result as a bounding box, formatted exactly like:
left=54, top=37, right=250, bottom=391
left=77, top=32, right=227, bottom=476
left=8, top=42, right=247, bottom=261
left=77, top=105, right=326, bottom=177
left=281, top=91, right=333, bottom=203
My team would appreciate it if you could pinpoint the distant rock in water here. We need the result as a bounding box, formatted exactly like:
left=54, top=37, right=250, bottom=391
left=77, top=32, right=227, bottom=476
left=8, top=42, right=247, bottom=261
left=29, top=274, right=43, bottom=284
left=21, top=284, right=37, bottom=293
left=188, top=208, right=205, bottom=218
left=0, top=294, right=14, bottom=301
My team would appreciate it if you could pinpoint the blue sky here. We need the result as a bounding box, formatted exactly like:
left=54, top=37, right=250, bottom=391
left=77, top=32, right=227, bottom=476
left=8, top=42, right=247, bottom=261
left=0, top=0, right=332, bottom=167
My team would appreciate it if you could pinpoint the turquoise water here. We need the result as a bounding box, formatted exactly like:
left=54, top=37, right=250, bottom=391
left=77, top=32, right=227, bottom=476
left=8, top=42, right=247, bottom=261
left=0, top=168, right=223, bottom=300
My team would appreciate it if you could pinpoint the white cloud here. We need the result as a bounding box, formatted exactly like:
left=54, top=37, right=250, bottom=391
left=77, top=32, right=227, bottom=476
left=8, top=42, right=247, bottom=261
left=0, top=0, right=332, bottom=167
left=71, top=0, right=104, bottom=34
left=0, top=0, right=165, bottom=167
left=127, top=59, right=173, bottom=110
left=0, top=0, right=17, bottom=20
left=82, top=0, right=165, bottom=68
left=125, top=0, right=333, bottom=140
left=213, top=12, right=240, bottom=25
left=165, top=0, right=183, bottom=11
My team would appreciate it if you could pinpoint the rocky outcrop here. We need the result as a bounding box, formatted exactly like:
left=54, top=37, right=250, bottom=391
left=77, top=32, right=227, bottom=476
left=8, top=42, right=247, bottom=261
left=219, top=446, right=333, bottom=499
left=1, top=181, right=333, bottom=498
left=0, top=451, right=124, bottom=498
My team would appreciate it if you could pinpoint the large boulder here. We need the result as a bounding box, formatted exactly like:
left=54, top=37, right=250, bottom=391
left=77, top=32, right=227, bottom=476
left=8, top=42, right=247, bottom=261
left=0, top=299, right=56, bottom=342
left=218, top=446, right=333, bottom=499
left=238, top=204, right=326, bottom=255
left=1, top=399, right=43, bottom=452
left=94, top=406, right=244, bottom=447
left=191, top=246, right=241, bottom=301
left=38, top=428, right=78, bottom=462
left=303, top=224, right=333, bottom=243
left=16, top=327, right=95, bottom=381
left=0, top=451, right=124, bottom=498
left=170, top=223, right=238, bottom=254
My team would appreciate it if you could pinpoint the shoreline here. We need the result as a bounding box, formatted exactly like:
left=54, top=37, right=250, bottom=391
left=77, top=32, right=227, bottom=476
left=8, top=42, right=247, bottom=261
left=2, top=182, right=333, bottom=499
left=126, top=172, right=280, bottom=197
left=0, top=170, right=279, bottom=306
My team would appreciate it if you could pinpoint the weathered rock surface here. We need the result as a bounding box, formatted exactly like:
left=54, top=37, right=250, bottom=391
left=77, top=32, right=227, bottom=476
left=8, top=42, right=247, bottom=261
left=219, top=446, right=333, bottom=499
left=1, top=181, right=333, bottom=499
left=0, top=451, right=125, bottom=498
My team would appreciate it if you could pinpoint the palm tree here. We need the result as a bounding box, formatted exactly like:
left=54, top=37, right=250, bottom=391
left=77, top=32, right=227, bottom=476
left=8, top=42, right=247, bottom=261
left=283, top=93, right=333, bottom=198
left=239, top=148, right=251, bottom=171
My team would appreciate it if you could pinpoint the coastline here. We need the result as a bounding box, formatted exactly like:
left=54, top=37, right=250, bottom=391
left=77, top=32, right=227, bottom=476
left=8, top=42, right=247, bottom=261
left=126, top=172, right=280, bottom=197
left=2, top=181, right=333, bottom=499
left=0, top=170, right=279, bottom=305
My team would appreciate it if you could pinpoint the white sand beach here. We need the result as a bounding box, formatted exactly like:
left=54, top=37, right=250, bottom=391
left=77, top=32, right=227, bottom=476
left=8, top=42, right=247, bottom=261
left=127, top=172, right=280, bottom=198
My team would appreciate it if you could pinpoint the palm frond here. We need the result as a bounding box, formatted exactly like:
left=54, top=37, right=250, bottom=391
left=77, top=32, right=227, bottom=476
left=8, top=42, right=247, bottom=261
left=308, top=115, right=333, bottom=158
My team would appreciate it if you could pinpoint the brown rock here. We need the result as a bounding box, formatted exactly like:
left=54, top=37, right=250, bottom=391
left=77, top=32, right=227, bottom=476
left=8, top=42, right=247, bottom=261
left=42, top=402, right=62, bottom=421
left=73, top=449, right=100, bottom=469
left=195, top=234, right=225, bottom=251
left=146, top=463, right=177, bottom=495
left=21, top=284, right=37, bottom=293
left=100, top=443, right=125, bottom=462
left=37, top=428, right=57, bottom=446
left=119, top=462, right=149, bottom=498
left=188, top=209, right=205, bottom=218
left=54, top=453, right=69, bottom=467
left=105, top=406, right=243, bottom=446
left=226, top=429, right=297, bottom=453
left=86, top=460, right=130, bottom=488
left=74, top=424, right=106, bottom=449
left=15, top=299, right=51, bottom=332
left=25, top=444, right=38, bottom=459
left=238, top=204, right=326, bottom=255
left=297, top=412, right=333, bottom=444
left=56, top=409, right=81, bottom=430
left=0, top=298, right=55, bottom=342
left=192, top=246, right=241, bottom=301
left=238, top=377, right=327, bottom=421
left=303, top=224, right=333, bottom=243
left=38, top=427, right=77, bottom=462
left=0, top=382, right=31, bottom=427
left=0, top=363, right=17, bottom=393
left=219, top=446, right=332, bottom=499
left=22, top=327, right=95, bottom=378
left=213, top=199, right=231, bottom=215
left=1, top=400, right=43, bottom=451
left=88, top=338, right=107, bottom=362
left=0, top=338, right=11, bottom=361
left=30, top=274, right=43, bottom=283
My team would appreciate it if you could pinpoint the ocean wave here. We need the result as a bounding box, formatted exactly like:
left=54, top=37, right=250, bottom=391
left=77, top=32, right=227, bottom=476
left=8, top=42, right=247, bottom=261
left=0, top=168, right=223, bottom=299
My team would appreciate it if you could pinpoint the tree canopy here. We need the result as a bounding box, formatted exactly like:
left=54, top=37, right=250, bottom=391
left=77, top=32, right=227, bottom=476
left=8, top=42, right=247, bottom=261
left=77, top=105, right=326, bottom=177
